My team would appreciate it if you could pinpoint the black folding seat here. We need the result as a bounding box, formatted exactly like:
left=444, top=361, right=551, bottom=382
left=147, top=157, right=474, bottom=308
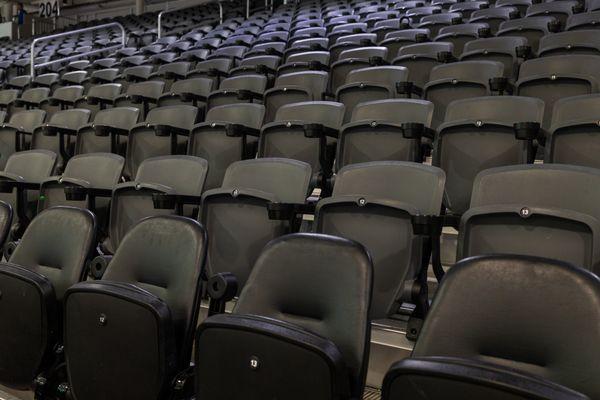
left=30, top=108, right=91, bottom=168
left=433, top=96, right=543, bottom=216
left=58, top=71, right=88, bottom=89
left=157, top=77, right=213, bottom=110
left=460, top=36, right=528, bottom=81
left=329, top=33, right=378, bottom=61
left=187, top=58, right=234, bottom=88
left=113, top=80, right=165, bottom=119
left=449, top=1, right=489, bottom=19
left=425, top=60, right=505, bottom=128
left=525, top=0, right=579, bottom=26
left=244, top=41, right=287, bottom=59
left=208, top=45, right=248, bottom=67
left=469, top=6, right=519, bottom=33
left=0, top=206, right=95, bottom=390
left=392, top=43, right=454, bottom=89
left=0, top=89, right=19, bottom=114
left=382, top=255, right=597, bottom=400
left=120, top=56, right=149, bottom=70
left=0, top=150, right=57, bottom=236
left=336, top=99, right=434, bottom=170
left=259, top=101, right=344, bottom=186
left=278, top=51, right=330, bottom=75
left=100, top=155, right=207, bottom=256
left=118, top=65, right=155, bottom=90
left=199, top=158, right=311, bottom=292
left=125, top=105, right=198, bottom=178
left=418, top=13, right=463, bottom=38
left=228, top=55, right=281, bottom=82
left=494, top=0, right=533, bottom=17
left=0, top=110, right=46, bottom=169
left=180, top=48, right=210, bottom=64
left=64, top=215, right=206, bottom=400
left=458, top=164, right=600, bottom=272
left=380, top=29, right=431, bottom=62
left=566, top=11, right=600, bottom=31
left=330, top=47, right=389, bottom=95
left=4, top=75, right=31, bottom=91
left=40, top=86, right=85, bottom=117
left=31, top=73, right=60, bottom=89
left=90, top=57, right=119, bottom=70
left=371, top=18, right=412, bottom=42
left=37, top=152, right=124, bottom=233
left=497, top=16, right=554, bottom=53
left=405, top=6, right=443, bottom=24
left=516, top=55, right=600, bottom=130
left=263, top=71, right=328, bottom=123
left=86, top=68, right=120, bottom=88
left=315, top=161, right=444, bottom=322
left=537, top=30, right=600, bottom=57
left=74, top=83, right=123, bottom=118
left=196, top=232, right=371, bottom=400
left=393, top=1, right=427, bottom=13
left=336, top=66, right=410, bottom=123
left=545, top=94, right=600, bottom=168
left=434, top=23, right=490, bottom=56
left=206, top=74, right=267, bottom=110
left=188, top=103, right=264, bottom=190
left=328, top=22, right=368, bottom=44
left=11, top=87, right=51, bottom=114
left=148, top=61, right=192, bottom=90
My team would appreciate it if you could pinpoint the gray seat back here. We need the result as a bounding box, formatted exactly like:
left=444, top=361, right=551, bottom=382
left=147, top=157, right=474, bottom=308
left=103, top=215, right=207, bottom=363
left=413, top=254, right=600, bottom=400
left=235, top=233, right=372, bottom=398
left=425, top=60, right=504, bottom=128
left=315, top=161, right=445, bottom=318
left=458, top=164, right=600, bottom=272
left=547, top=94, right=600, bottom=168
left=337, top=99, right=434, bottom=169
left=200, top=158, right=312, bottom=290
left=434, top=96, right=543, bottom=215
left=516, top=55, right=600, bottom=129
left=9, top=206, right=96, bottom=300
left=189, top=103, right=266, bottom=189
left=109, top=155, right=208, bottom=251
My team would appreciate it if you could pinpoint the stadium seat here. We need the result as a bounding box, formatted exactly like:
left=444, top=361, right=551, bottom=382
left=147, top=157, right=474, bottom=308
left=0, top=110, right=46, bottom=168
left=37, top=152, right=124, bottom=232
left=457, top=164, right=600, bottom=273
left=263, top=71, right=328, bottom=122
left=199, top=158, right=312, bottom=292
left=103, top=155, right=207, bottom=255
left=196, top=233, right=372, bottom=400
left=30, top=108, right=91, bottom=170
left=336, top=65, right=409, bottom=123
left=64, top=215, right=206, bottom=400
left=392, top=42, right=454, bottom=88
left=259, top=101, right=345, bottom=187
left=515, top=55, right=600, bottom=129
left=125, top=104, right=198, bottom=178
left=546, top=94, right=600, bottom=168
left=424, top=60, right=505, bottom=128
left=433, top=96, right=544, bottom=215
left=336, top=99, right=434, bottom=169
left=0, top=206, right=95, bottom=389
left=314, top=161, right=445, bottom=323
left=75, top=106, right=140, bottom=155
left=188, top=103, right=265, bottom=189
left=382, top=255, right=597, bottom=400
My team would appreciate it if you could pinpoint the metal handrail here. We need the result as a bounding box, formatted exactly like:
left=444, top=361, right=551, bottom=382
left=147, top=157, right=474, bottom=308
left=30, top=22, right=126, bottom=77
